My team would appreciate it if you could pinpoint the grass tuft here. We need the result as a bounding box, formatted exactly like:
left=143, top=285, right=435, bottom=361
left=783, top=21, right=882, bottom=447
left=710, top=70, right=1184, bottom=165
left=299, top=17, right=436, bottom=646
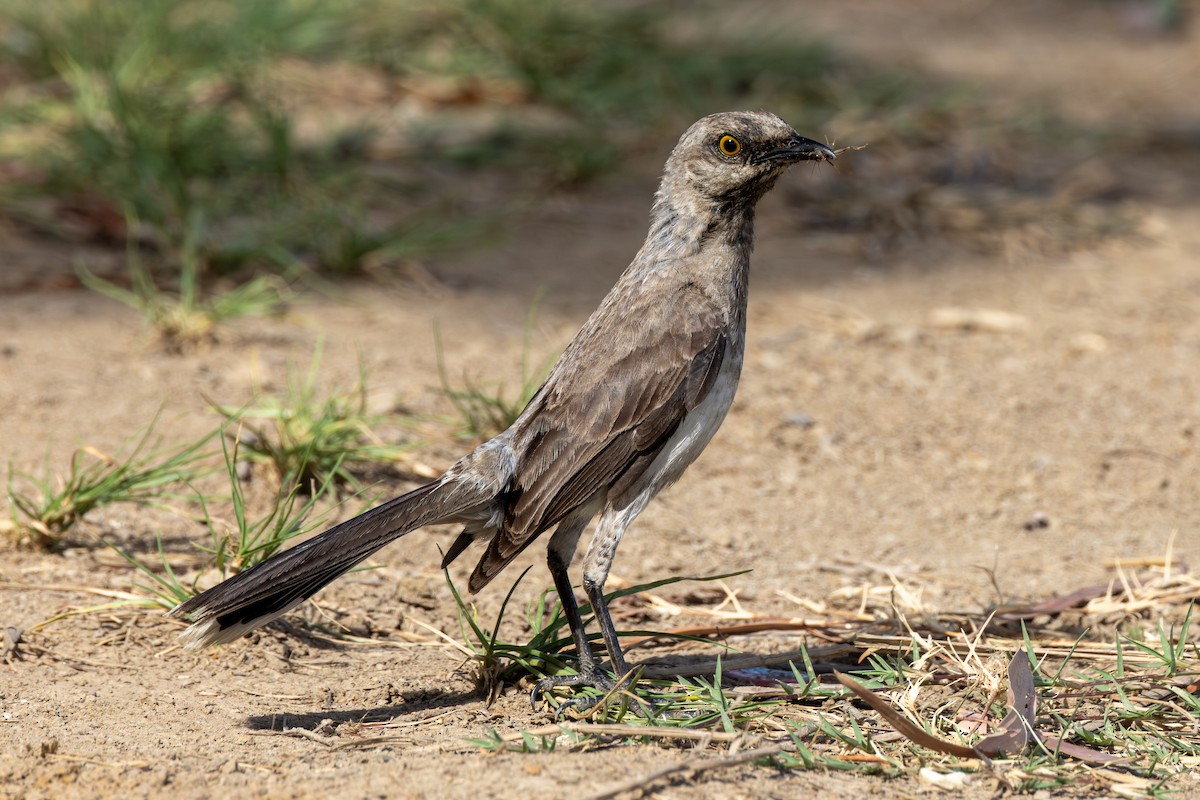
left=6, top=416, right=215, bottom=549
left=78, top=223, right=289, bottom=351
left=199, top=434, right=342, bottom=581
left=217, top=342, right=412, bottom=490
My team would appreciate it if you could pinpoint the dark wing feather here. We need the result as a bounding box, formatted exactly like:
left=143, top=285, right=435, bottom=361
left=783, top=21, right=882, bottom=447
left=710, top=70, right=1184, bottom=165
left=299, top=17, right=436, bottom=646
left=467, top=281, right=728, bottom=591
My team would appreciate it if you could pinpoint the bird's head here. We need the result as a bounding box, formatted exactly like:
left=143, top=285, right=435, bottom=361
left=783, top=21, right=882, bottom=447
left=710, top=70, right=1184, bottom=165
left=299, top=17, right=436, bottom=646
left=664, top=111, right=835, bottom=206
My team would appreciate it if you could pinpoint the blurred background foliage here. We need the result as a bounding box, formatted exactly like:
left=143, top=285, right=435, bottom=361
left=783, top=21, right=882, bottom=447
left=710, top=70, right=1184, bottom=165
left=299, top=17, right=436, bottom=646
left=0, top=0, right=1141, bottom=331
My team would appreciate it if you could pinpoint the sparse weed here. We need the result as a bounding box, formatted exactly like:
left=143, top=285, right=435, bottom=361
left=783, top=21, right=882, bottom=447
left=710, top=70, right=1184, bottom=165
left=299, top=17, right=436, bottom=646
left=420, top=0, right=838, bottom=182
left=449, top=565, right=570, bottom=702
left=466, top=725, right=564, bottom=754
left=1120, top=603, right=1195, bottom=677
left=78, top=226, right=289, bottom=351
left=247, top=194, right=495, bottom=279
left=200, top=434, right=342, bottom=580
left=218, top=343, right=412, bottom=490
left=1, top=0, right=329, bottom=257
left=449, top=567, right=756, bottom=717
left=6, top=417, right=216, bottom=549
left=109, top=533, right=197, bottom=611
left=0, top=0, right=479, bottom=285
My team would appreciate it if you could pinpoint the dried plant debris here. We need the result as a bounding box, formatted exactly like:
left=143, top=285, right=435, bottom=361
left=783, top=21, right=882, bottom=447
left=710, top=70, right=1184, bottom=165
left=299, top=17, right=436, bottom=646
left=28, top=546, right=1196, bottom=794
left=831, top=143, right=870, bottom=157
left=448, top=557, right=1199, bottom=795
left=838, top=650, right=1125, bottom=764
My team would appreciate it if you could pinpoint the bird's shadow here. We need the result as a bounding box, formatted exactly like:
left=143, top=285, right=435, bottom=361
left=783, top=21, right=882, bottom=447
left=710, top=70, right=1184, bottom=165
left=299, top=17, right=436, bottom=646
left=241, top=641, right=864, bottom=733
left=243, top=611, right=1078, bottom=733
left=245, top=688, right=481, bottom=731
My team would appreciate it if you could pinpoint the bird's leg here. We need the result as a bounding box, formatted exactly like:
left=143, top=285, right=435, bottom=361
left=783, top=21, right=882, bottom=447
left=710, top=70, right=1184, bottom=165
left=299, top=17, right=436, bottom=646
left=532, top=511, right=656, bottom=718
left=530, top=548, right=618, bottom=711
left=582, top=575, right=631, bottom=680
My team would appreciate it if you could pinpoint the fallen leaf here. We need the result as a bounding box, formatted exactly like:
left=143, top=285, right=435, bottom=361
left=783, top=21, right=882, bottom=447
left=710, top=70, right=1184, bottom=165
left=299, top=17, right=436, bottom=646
left=975, top=650, right=1035, bottom=756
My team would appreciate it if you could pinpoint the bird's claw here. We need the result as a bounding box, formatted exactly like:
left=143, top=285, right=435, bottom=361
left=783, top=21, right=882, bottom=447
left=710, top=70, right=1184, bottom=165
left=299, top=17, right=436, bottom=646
left=530, top=669, right=652, bottom=720
left=530, top=671, right=616, bottom=712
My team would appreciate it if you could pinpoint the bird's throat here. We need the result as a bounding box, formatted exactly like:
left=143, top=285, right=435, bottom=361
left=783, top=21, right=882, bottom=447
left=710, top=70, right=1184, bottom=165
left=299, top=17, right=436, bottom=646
left=645, top=195, right=757, bottom=260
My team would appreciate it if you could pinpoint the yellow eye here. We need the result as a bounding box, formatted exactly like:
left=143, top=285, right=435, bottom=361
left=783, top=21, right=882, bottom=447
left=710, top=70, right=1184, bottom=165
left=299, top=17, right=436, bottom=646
left=718, top=134, right=741, bottom=156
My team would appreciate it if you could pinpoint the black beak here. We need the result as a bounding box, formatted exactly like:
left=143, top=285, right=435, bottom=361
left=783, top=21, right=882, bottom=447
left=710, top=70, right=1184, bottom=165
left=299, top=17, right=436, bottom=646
left=751, top=135, right=836, bottom=165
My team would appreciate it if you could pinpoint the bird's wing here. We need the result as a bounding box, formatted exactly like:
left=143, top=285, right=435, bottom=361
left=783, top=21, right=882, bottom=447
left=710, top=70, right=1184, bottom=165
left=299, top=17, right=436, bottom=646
left=467, top=279, right=728, bottom=590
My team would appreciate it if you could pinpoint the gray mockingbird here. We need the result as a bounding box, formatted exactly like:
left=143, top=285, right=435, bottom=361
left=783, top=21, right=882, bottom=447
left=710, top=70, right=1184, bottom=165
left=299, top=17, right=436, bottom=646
left=172, top=111, right=836, bottom=711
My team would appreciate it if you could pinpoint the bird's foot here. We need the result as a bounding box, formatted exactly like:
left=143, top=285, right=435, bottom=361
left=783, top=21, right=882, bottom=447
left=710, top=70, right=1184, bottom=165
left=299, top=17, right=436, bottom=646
left=530, top=667, right=650, bottom=720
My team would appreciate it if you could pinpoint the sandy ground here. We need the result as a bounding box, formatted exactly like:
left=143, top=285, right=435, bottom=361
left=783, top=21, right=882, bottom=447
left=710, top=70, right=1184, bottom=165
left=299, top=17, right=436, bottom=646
left=3, top=1, right=1200, bottom=797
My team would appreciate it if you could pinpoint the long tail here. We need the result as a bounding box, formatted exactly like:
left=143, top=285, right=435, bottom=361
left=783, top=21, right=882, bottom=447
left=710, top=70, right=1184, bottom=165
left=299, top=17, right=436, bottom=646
left=170, top=476, right=488, bottom=649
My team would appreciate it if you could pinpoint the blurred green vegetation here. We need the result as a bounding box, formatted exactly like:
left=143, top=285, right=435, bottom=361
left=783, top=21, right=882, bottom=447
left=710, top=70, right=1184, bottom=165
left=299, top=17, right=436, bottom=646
left=0, top=0, right=1130, bottom=336
left=0, top=0, right=865, bottom=269
left=0, top=0, right=461, bottom=281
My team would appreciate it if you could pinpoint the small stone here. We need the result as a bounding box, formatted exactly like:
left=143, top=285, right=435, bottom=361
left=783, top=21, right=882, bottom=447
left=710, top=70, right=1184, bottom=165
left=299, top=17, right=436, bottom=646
left=1023, top=511, right=1050, bottom=531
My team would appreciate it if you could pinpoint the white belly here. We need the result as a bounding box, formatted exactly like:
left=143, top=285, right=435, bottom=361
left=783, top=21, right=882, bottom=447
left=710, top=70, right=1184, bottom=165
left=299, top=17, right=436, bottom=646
left=646, top=342, right=742, bottom=492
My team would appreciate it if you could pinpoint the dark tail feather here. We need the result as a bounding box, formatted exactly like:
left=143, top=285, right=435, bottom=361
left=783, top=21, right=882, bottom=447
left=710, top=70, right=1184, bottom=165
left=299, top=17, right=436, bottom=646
left=170, top=477, right=478, bottom=648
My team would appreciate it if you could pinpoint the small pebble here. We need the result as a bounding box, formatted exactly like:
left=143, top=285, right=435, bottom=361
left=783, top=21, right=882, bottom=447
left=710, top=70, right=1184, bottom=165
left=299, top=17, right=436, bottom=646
left=1023, top=511, right=1050, bottom=531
